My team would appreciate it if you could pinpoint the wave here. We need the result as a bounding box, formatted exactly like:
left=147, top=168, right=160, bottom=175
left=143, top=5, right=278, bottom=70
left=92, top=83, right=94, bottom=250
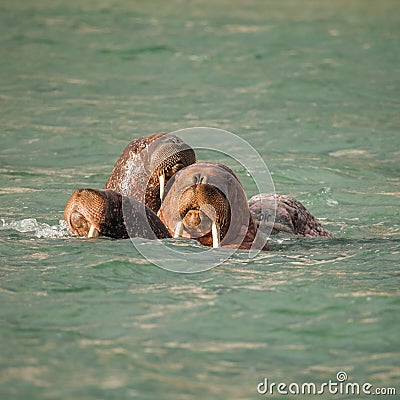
left=0, top=218, right=72, bottom=239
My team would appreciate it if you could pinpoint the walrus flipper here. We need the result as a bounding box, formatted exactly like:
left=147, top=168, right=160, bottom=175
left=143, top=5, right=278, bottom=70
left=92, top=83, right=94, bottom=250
left=248, top=194, right=333, bottom=238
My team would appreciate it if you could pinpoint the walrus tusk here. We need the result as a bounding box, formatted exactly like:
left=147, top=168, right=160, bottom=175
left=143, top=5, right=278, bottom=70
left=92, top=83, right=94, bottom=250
left=174, top=221, right=184, bottom=238
left=159, top=172, right=165, bottom=200
left=88, top=225, right=99, bottom=238
left=212, top=221, right=220, bottom=248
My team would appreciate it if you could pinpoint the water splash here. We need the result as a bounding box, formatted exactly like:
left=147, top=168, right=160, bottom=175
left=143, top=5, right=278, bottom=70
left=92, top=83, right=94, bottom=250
left=303, top=187, right=339, bottom=207
left=0, top=218, right=72, bottom=238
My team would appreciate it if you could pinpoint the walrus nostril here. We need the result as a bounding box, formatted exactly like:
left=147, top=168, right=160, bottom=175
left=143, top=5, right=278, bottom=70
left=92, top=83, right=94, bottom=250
left=192, top=174, right=209, bottom=185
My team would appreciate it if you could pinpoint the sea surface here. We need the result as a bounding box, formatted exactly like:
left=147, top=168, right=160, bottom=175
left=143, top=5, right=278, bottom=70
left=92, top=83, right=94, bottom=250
left=0, top=1, right=399, bottom=399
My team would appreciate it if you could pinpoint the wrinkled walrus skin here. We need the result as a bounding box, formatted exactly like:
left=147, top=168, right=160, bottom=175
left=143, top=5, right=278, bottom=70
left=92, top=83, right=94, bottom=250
left=248, top=193, right=333, bottom=238
left=105, top=133, right=196, bottom=213
left=64, top=188, right=171, bottom=240
left=158, top=162, right=269, bottom=250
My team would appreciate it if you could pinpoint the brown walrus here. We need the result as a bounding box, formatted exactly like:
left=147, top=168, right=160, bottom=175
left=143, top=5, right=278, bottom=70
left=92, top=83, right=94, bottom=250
left=105, top=133, right=196, bottom=213
left=248, top=193, right=333, bottom=238
left=157, top=162, right=268, bottom=250
left=64, top=188, right=171, bottom=239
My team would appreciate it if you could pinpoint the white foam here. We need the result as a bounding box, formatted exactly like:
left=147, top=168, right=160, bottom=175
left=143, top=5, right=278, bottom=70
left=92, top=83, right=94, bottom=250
left=1, top=218, right=72, bottom=238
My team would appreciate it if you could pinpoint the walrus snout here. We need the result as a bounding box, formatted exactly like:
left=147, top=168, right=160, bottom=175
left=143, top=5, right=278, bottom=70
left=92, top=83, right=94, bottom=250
left=148, top=136, right=196, bottom=201
left=170, top=183, right=230, bottom=247
left=179, top=204, right=217, bottom=235
left=69, top=210, right=99, bottom=237
left=64, top=189, right=106, bottom=238
left=184, top=209, right=201, bottom=227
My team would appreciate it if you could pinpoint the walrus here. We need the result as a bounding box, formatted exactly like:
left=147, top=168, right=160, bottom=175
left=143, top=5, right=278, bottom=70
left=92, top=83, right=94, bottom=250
left=64, top=188, right=171, bottom=239
left=248, top=193, right=333, bottom=238
left=157, top=162, right=268, bottom=250
left=105, top=133, right=196, bottom=213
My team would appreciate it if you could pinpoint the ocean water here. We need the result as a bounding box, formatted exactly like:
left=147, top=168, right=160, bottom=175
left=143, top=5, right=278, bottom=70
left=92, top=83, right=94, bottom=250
left=1, top=1, right=399, bottom=399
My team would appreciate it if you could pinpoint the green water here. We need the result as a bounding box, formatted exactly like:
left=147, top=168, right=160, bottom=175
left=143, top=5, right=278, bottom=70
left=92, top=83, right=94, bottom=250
left=1, top=0, right=399, bottom=399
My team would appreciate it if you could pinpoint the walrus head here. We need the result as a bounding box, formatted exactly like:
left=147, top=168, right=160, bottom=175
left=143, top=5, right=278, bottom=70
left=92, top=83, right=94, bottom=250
left=158, top=162, right=268, bottom=250
left=105, top=133, right=196, bottom=212
left=64, top=189, right=126, bottom=239
left=64, top=188, right=171, bottom=240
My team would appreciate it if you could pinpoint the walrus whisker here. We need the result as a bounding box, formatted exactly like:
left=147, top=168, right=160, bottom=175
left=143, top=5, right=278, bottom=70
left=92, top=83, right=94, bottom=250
left=159, top=171, right=165, bottom=200
left=174, top=221, right=184, bottom=238
left=212, top=221, right=220, bottom=248
left=87, top=224, right=99, bottom=238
